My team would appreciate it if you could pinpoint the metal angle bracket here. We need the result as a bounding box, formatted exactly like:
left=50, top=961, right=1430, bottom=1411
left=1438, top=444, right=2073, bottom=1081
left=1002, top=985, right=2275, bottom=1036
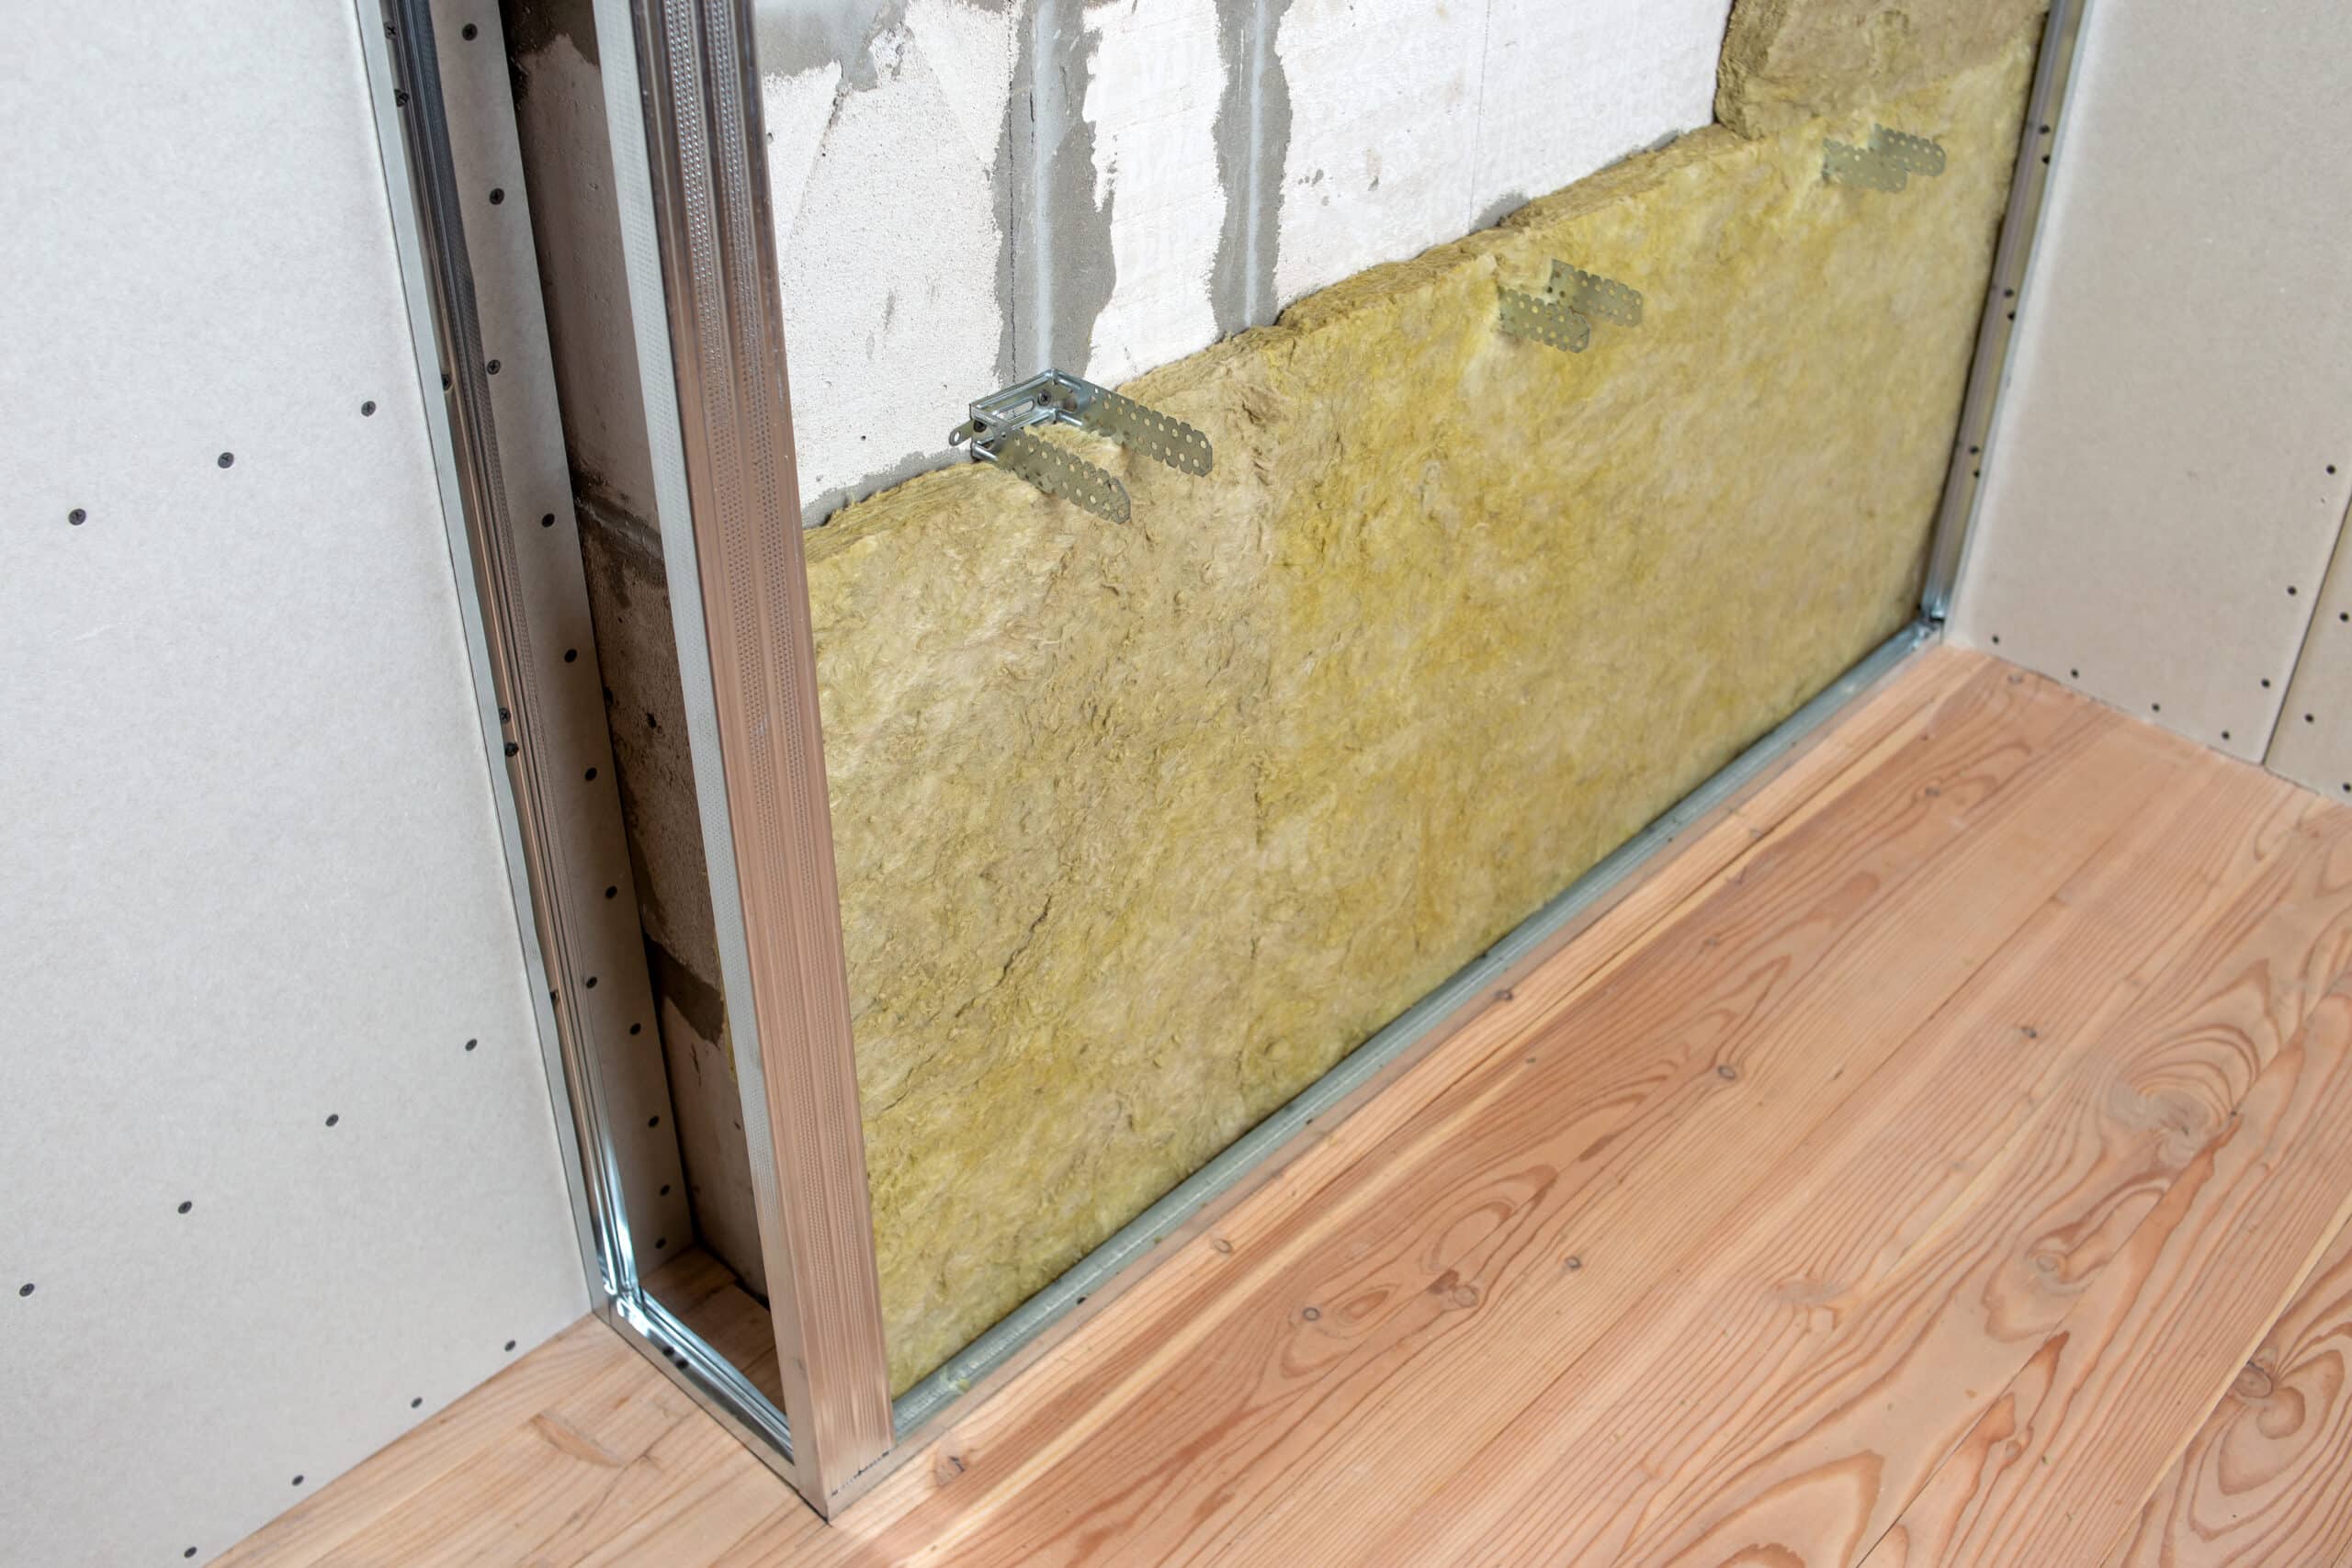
left=1499, top=262, right=1643, bottom=353
left=950, top=370, right=1214, bottom=525
left=1824, top=126, right=1949, bottom=191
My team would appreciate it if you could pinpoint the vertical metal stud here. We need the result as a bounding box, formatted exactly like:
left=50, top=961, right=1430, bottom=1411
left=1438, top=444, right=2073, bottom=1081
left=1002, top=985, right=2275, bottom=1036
left=627, top=0, right=895, bottom=1515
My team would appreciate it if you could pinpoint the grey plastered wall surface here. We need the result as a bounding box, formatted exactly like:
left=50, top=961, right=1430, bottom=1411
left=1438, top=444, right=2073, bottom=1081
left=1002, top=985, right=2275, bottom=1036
left=1949, top=0, right=2352, bottom=760
left=0, top=6, right=586, bottom=1562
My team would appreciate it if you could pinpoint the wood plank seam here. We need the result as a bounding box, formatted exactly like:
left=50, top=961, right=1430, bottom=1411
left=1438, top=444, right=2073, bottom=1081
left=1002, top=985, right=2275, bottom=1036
left=1364, top=746, right=2311, bottom=1564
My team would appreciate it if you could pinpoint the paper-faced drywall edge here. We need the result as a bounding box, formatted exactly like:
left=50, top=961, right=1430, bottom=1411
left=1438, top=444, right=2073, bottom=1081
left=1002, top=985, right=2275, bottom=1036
left=2267, top=506, right=2352, bottom=803
left=1949, top=0, right=2352, bottom=758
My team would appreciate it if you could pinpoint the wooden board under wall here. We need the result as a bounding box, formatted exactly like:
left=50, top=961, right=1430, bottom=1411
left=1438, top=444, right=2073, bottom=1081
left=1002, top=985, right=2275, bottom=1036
left=1372, top=736, right=2349, bottom=1564
left=2116, top=1216, right=2352, bottom=1567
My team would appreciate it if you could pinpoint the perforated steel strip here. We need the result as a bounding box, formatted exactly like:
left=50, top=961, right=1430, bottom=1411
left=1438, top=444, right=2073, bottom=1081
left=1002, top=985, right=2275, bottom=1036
left=1552, top=264, right=1644, bottom=328
left=1080, top=388, right=1214, bottom=476
left=1000, top=430, right=1132, bottom=523
left=1873, top=127, right=1948, bottom=176
left=1825, top=140, right=1909, bottom=191
left=1499, top=288, right=1593, bottom=353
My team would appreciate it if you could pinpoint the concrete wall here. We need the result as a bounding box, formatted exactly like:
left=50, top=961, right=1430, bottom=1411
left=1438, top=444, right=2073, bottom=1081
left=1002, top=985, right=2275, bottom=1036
left=757, top=0, right=1737, bottom=523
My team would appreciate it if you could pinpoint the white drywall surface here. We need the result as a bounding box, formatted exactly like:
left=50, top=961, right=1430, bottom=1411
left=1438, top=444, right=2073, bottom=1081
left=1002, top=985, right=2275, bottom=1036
left=2267, top=522, right=2352, bottom=803
left=0, top=5, right=587, bottom=1563
left=747, top=0, right=1736, bottom=522
left=1950, top=0, right=2352, bottom=759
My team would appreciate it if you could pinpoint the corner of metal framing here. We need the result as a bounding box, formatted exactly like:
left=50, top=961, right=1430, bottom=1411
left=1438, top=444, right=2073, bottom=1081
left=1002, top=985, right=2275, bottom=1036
left=356, top=0, right=613, bottom=1304
left=359, top=0, right=791, bottom=1495
left=1919, top=0, right=2091, bottom=623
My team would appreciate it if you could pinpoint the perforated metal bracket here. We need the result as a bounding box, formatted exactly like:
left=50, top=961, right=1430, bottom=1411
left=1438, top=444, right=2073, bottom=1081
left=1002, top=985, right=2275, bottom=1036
left=1825, top=126, right=1949, bottom=191
left=1550, top=263, right=1644, bottom=329
left=992, top=430, right=1131, bottom=524
left=1500, top=261, right=1643, bottom=353
left=950, top=370, right=1213, bottom=524
left=1498, top=285, right=1591, bottom=353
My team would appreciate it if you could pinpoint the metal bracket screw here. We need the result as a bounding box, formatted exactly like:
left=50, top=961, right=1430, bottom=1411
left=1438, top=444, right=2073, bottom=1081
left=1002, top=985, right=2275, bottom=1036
left=1824, top=126, right=1949, bottom=191
left=950, top=370, right=1214, bottom=525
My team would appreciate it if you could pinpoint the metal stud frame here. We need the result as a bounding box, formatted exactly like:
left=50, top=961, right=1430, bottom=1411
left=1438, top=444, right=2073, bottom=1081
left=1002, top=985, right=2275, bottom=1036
left=618, top=0, right=895, bottom=1515
left=379, top=0, right=2093, bottom=1522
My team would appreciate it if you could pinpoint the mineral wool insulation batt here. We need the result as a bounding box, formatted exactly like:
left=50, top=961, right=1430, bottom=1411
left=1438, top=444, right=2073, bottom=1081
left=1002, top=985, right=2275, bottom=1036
left=801, top=33, right=2040, bottom=1389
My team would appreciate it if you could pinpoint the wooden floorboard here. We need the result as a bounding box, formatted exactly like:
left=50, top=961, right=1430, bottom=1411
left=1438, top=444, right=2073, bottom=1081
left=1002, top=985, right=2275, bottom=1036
left=220, top=648, right=2352, bottom=1568
left=2114, top=1216, right=2352, bottom=1568
left=1871, top=976, right=2352, bottom=1565
left=649, top=1247, right=786, bottom=1408
left=1371, top=738, right=2339, bottom=1564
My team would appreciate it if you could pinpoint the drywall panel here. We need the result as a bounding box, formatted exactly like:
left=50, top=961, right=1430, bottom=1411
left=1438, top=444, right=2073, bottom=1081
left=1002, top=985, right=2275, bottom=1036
left=2268, top=519, right=2352, bottom=801
left=1473, top=0, right=1732, bottom=220
left=0, top=6, right=586, bottom=1563
left=1949, top=0, right=2352, bottom=760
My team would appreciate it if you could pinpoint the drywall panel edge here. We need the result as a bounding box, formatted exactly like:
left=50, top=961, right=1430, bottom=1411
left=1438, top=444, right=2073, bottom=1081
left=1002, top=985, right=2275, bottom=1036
left=2267, top=506, right=2352, bottom=801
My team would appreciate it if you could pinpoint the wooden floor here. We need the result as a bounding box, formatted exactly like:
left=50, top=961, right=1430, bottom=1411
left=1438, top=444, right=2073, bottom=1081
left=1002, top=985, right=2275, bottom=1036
left=224, top=648, right=2352, bottom=1567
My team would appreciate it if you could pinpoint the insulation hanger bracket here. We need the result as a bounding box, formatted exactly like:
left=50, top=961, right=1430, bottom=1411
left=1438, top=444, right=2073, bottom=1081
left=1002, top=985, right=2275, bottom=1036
left=1824, top=126, right=1948, bottom=191
left=1552, top=263, right=1644, bottom=328
left=950, top=370, right=1214, bottom=525
left=1498, top=261, right=1644, bottom=352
